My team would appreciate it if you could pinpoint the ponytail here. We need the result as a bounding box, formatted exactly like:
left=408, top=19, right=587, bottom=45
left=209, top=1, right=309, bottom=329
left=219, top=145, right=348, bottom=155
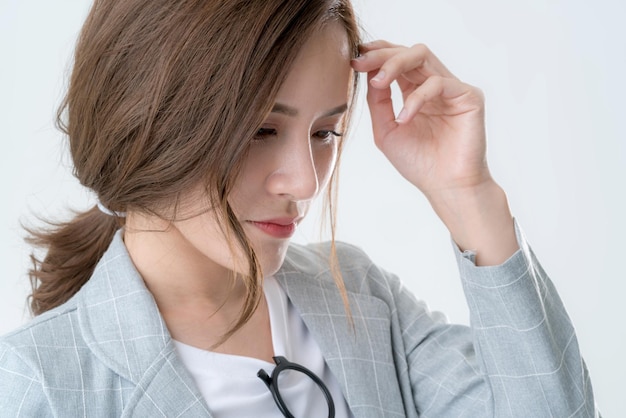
left=26, top=206, right=123, bottom=315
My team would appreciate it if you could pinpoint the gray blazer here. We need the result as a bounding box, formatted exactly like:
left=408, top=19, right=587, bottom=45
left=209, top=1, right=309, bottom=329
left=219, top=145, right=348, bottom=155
left=0, top=227, right=598, bottom=417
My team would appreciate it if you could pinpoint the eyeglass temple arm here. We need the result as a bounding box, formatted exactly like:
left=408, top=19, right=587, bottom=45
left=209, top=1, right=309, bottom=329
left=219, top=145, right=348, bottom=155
left=257, top=369, right=272, bottom=387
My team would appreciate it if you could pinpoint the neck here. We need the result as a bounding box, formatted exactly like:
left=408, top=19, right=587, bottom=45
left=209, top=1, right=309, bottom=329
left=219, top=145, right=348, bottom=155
left=123, top=213, right=247, bottom=337
left=122, top=212, right=275, bottom=360
left=122, top=212, right=274, bottom=360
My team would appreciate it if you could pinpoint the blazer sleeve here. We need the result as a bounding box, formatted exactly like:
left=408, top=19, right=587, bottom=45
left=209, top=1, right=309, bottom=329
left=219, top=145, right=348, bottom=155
left=0, top=342, right=53, bottom=417
left=389, top=222, right=600, bottom=417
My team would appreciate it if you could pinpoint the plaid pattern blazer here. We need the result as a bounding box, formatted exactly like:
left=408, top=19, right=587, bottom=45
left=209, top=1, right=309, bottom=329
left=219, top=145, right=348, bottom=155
left=0, top=226, right=599, bottom=417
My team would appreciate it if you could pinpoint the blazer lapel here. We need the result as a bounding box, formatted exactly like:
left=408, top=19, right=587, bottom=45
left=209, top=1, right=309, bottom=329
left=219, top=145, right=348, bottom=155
left=276, top=250, right=406, bottom=418
left=78, top=232, right=405, bottom=416
left=120, top=342, right=212, bottom=417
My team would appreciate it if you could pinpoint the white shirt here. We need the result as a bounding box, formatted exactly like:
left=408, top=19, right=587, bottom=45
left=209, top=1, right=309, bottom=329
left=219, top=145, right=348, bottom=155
left=174, top=276, right=353, bottom=417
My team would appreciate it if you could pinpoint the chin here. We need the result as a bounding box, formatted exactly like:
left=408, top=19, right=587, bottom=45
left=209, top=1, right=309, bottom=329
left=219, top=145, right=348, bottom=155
left=256, top=241, right=291, bottom=278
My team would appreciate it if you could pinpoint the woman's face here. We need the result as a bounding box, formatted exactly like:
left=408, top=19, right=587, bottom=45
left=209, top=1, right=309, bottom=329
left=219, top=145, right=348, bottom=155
left=172, top=22, right=353, bottom=278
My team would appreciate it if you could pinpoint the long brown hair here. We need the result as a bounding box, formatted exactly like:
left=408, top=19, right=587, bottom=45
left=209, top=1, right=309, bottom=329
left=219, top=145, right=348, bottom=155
left=27, top=0, right=361, bottom=339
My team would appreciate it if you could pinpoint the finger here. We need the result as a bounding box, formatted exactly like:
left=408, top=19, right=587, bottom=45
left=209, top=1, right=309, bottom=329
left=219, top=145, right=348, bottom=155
left=351, top=46, right=406, bottom=74
left=395, top=76, right=480, bottom=124
left=369, top=44, right=456, bottom=89
left=365, top=71, right=398, bottom=144
left=396, top=76, right=418, bottom=101
left=359, top=39, right=401, bottom=53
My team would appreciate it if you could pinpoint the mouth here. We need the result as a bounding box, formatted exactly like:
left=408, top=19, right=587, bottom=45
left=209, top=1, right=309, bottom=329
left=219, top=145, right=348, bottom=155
left=248, top=217, right=301, bottom=239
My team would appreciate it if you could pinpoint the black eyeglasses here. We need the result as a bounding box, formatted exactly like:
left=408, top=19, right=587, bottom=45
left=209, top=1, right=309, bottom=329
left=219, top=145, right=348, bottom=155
left=257, top=356, right=335, bottom=418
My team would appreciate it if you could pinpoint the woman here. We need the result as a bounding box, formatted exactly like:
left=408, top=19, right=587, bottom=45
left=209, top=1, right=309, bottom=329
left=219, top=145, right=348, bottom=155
left=0, top=0, right=599, bottom=416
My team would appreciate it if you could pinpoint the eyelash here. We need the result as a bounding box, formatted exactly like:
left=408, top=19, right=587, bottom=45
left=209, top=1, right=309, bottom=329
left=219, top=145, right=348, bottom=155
left=254, top=128, right=343, bottom=143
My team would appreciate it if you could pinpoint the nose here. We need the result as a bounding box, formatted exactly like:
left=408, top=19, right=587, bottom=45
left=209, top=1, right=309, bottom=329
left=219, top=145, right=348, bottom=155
left=265, top=136, right=319, bottom=201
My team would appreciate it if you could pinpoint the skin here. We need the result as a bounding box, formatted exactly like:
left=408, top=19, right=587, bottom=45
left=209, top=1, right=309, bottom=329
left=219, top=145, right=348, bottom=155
left=124, top=26, right=519, bottom=360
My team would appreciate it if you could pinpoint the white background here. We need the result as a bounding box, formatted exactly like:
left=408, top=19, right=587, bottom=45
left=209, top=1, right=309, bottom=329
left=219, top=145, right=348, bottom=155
left=1, top=0, right=623, bottom=415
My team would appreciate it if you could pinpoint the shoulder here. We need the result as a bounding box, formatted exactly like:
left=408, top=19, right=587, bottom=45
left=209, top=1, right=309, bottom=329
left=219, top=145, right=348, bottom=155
left=285, top=240, right=372, bottom=270
left=0, top=229, right=129, bottom=353
left=284, top=240, right=402, bottom=300
left=285, top=240, right=379, bottom=279
left=0, top=339, right=52, bottom=415
left=0, top=296, right=81, bottom=371
left=1, top=294, right=80, bottom=347
left=0, top=300, right=80, bottom=415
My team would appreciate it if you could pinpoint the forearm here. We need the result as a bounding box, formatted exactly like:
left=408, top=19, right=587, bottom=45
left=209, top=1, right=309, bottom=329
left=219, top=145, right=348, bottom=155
left=455, top=225, right=598, bottom=417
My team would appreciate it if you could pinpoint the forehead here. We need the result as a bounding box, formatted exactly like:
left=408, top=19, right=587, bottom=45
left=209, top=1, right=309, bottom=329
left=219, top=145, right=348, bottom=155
left=300, top=21, right=352, bottom=61
left=274, top=22, right=353, bottom=110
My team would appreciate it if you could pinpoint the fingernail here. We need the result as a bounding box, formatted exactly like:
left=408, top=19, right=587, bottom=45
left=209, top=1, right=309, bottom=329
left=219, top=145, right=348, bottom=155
left=395, top=108, right=408, bottom=123
left=371, top=70, right=385, bottom=83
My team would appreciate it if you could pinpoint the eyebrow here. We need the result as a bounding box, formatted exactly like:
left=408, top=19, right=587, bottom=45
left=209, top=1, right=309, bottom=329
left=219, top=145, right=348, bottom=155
left=271, top=102, right=348, bottom=118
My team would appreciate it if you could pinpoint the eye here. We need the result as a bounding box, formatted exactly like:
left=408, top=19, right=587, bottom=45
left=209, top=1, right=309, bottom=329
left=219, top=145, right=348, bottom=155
left=253, top=127, right=277, bottom=141
left=312, top=130, right=343, bottom=143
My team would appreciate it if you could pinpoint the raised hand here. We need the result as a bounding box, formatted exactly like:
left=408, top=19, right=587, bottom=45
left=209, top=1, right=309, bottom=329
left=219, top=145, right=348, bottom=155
left=351, top=41, right=518, bottom=266
left=351, top=40, right=490, bottom=199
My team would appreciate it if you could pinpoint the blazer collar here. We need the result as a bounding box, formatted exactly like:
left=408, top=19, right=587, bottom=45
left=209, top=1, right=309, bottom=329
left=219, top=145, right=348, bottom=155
left=77, top=230, right=212, bottom=416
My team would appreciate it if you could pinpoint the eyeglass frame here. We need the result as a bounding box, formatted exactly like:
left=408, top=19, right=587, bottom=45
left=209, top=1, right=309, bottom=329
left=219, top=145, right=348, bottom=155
left=257, top=356, right=335, bottom=418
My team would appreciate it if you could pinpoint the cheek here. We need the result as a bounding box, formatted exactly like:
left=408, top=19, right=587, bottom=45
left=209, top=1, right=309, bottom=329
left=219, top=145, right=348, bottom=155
left=235, top=144, right=275, bottom=181
left=228, top=152, right=268, bottom=199
left=314, top=143, right=339, bottom=188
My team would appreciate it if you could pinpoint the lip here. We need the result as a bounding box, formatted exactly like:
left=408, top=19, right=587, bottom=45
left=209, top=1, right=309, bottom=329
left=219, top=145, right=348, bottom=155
left=248, top=217, right=301, bottom=239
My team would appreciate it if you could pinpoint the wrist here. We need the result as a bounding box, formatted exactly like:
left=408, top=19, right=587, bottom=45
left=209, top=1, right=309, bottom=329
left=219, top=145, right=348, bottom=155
left=427, top=180, right=518, bottom=266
